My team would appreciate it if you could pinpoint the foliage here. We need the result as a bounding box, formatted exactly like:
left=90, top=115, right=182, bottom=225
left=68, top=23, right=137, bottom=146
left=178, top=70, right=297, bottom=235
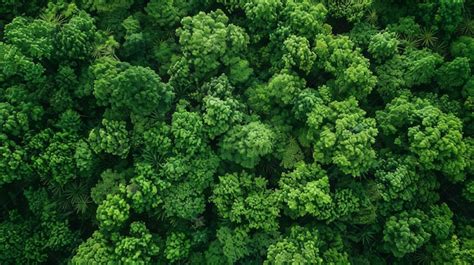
left=314, top=34, right=377, bottom=100
left=0, top=0, right=472, bottom=264
left=92, top=57, right=174, bottom=118
left=306, top=97, right=378, bottom=176
left=282, top=35, right=316, bottom=74
left=278, top=162, right=332, bottom=220
left=211, top=171, right=280, bottom=232
left=383, top=210, right=431, bottom=257
left=368, top=31, right=399, bottom=63
left=88, top=119, right=130, bottom=158
left=174, top=9, right=251, bottom=85
left=377, top=94, right=467, bottom=182
left=324, top=0, right=372, bottom=23
left=265, top=226, right=323, bottom=264
left=219, top=121, right=275, bottom=168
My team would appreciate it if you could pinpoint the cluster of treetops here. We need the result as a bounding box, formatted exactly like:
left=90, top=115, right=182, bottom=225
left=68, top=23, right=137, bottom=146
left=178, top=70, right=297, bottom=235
left=0, top=0, right=473, bottom=264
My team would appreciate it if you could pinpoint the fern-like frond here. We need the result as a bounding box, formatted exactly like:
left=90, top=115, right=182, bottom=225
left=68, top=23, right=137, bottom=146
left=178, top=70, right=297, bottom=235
left=413, top=249, right=432, bottom=265
left=431, top=41, right=448, bottom=56
left=39, top=13, right=67, bottom=26
left=365, top=8, right=378, bottom=25
left=62, top=181, right=92, bottom=215
left=458, top=17, right=474, bottom=36
left=142, top=147, right=165, bottom=169
left=400, top=35, right=420, bottom=51
left=417, top=27, right=438, bottom=48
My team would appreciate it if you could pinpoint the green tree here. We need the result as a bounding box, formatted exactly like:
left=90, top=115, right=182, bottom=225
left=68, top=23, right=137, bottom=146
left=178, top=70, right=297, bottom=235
left=219, top=121, right=275, bottom=168
left=92, top=58, right=174, bottom=117
left=306, top=97, right=378, bottom=176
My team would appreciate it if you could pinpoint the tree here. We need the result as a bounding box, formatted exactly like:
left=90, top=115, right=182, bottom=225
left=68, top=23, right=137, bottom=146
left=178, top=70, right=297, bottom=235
left=314, top=34, right=377, bottom=100
left=55, top=11, right=97, bottom=60
left=175, top=9, right=251, bottom=84
left=383, top=210, right=431, bottom=257
left=306, top=97, right=378, bottom=176
left=211, top=171, right=280, bottom=232
left=278, top=162, right=333, bottom=220
left=265, top=226, right=323, bottom=264
left=377, top=94, right=467, bottom=182
left=96, top=193, right=130, bottom=232
left=88, top=119, right=130, bottom=158
left=4, top=17, right=55, bottom=59
left=92, top=57, right=174, bottom=118
left=451, top=36, right=474, bottom=67
left=202, top=95, right=244, bottom=139
left=219, top=121, right=275, bottom=168
left=282, top=35, right=316, bottom=74
left=368, top=31, right=399, bottom=63
left=435, top=57, right=471, bottom=90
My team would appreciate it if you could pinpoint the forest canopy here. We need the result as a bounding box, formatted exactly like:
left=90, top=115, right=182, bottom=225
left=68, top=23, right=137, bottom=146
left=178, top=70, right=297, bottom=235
left=0, top=0, right=473, bottom=264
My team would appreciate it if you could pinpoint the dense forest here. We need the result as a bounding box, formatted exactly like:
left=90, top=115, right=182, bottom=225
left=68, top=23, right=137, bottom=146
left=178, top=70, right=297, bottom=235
left=0, top=0, right=473, bottom=264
